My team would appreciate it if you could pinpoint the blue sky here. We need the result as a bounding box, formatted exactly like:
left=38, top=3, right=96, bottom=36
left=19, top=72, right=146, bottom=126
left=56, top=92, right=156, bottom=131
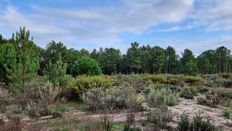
left=0, top=0, right=232, bottom=55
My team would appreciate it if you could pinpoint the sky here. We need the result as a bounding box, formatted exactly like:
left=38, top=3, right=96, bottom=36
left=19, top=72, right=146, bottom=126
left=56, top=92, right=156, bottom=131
left=0, top=0, right=232, bottom=55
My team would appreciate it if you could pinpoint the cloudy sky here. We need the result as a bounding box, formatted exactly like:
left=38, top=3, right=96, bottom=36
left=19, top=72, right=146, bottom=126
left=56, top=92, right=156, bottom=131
left=0, top=0, right=232, bottom=55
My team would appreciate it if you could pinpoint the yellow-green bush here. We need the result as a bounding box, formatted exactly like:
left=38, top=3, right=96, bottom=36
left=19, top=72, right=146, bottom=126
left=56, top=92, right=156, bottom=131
left=180, top=87, right=197, bottom=99
left=183, top=76, right=203, bottom=85
left=166, top=74, right=184, bottom=86
left=142, top=74, right=167, bottom=84
left=73, top=75, right=117, bottom=94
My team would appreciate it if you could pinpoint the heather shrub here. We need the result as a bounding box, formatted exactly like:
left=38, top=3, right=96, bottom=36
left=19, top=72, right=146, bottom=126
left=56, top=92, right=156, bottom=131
left=142, top=74, right=167, bottom=84
left=177, top=115, right=189, bottom=131
left=177, top=114, right=215, bottom=131
left=166, top=75, right=184, bottom=86
left=146, top=87, right=179, bottom=107
left=183, top=76, right=203, bottom=85
left=220, top=73, right=232, bottom=79
left=197, top=87, right=208, bottom=94
left=21, top=81, right=66, bottom=118
left=124, top=113, right=135, bottom=131
left=223, top=110, right=232, bottom=119
left=74, top=75, right=117, bottom=94
left=101, top=115, right=114, bottom=131
left=82, top=88, right=106, bottom=111
left=0, top=88, right=12, bottom=112
left=190, top=115, right=215, bottom=131
left=197, top=97, right=207, bottom=105
left=82, top=86, right=142, bottom=112
left=223, top=101, right=232, bottom=107
left=147, top=105, right=173, bottom=128
left=197, top=92, right=220, bottom=108
left=180, top=87, right=197, bottom=99
left=5, top=105, right=24, bottom=119
left=213, top=88, right=232, bottom=99
left=127, top=94, right=144, bottom=112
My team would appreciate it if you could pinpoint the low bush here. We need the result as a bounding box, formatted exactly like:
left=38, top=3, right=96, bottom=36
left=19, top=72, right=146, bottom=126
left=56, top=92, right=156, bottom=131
left=52, top=105, right=69, bottom=118
left=183, top=76, right=203, bottom=85
left=142, top=74, right=167, bottom=84
left=146, top=87, right=179, bottom=107
left=224, top=80, right=232, bottom=88
left=180, top=87, right=197, bottom=99
left=213, top=79, right=225, bottom=87
left=223, top=110, right=232, bottom=120
left=197, top=87, right=208, bottom=94
left=101, top=115, right=114, bottom=131
left=0, top=117, right=25, bottom=131
left=19, top=81, right=66, bottom=118
left=223, top=101, right=232, bottom=107
left=0, top=88, right=12, bottom=112
left=197, top=92, right=219, bottom=108
left=166, top=75, right=184, bottom=86
left=177, top=114, right=215, bottom=131
left=5, top=105, right=24, bottom=120
left=205, top=92, right=220, bottom=107
left=213, top=88, right=232, bottom=99
left=147, top=105, right=173, bottom=128
left=124, top=113, right=135, bottom=131
left=221, top=92, right=232, bottom=99
left=220, top=73, right=232, bottom=79
left=82, top=86, right=141, bottom=112
left=197, top=97, right=207, bottom=105
left=74, top=75, right=117, bottom=94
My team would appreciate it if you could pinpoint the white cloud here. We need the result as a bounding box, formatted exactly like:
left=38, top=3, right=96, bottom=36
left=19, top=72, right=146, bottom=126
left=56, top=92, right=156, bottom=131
left=192, top=0, right=232, bottom=32
left=0, top=0, right=195, bottom=48
left=0, top=0, right=231, bottom=55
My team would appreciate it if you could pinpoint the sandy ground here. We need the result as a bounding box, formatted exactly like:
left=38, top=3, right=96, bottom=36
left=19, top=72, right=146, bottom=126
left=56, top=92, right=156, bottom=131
left=2, top=97, right=231, bottom=130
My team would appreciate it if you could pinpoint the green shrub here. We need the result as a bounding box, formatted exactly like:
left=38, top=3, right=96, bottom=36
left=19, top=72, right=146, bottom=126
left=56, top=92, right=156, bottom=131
left=221, top=92, right=232, bottom=99
left=213, top=88, right=232, bottom=99
left=74, top=75, right=117, bottom=94
left=213, top=79, right=225, bottom=87
left=142, top=74, right=167, bottom=84
left=5, top=105, right=24, bottom=120
left=82, top=86, right=142, bottom=112
left=72, top=57, right=101, bottom=76
left=22, top=81, right=64, bottom=118
left=147, top=105, right=173, bottom=128
left=197, top=87, right=208, bottom=94
left=183, top=76, right=203, bottom=85
left=223, top=110, right=232, bottom=119
left=177, top=114, right=215, bottom=131
left=101, top=116, right=114, bottom=131
left=223, top=101, right=232, bottom=107
left=52, top=105, right=69, bottom=118
left=205, top=92, right=220, bottom=108
left=146, top=88, right=179, bottom=107
left=197, top=92, right=219, bottom=108
left=124, top=113, right=135, bottom=131
left=197, top=97, right=207, bottom=105
left=166, top=75, right=184, bottom=86
left=177, top=115, right=189, bottom=131
left=0, top=88, right=11, bottom=112
left=180, top=87, right=197, bottom=99
left=45, top=53, right=67, bottom=87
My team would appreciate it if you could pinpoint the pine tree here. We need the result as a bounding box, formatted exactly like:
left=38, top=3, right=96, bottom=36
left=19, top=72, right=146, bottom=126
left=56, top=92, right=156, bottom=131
left=45, top=53, right=67, bottom=87
left=6, top=27, right=40, bottom=93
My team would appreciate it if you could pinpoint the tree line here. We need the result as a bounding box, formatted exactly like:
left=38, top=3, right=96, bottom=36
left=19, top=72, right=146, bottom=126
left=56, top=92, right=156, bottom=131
left=0, top=28, right=232, bottom=85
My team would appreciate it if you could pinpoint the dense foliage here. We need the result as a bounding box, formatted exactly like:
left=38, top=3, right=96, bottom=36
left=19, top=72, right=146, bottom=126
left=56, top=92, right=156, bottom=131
left=72, top=57, right=102, bottom=76
left=0, top=28, right=231, bottom=83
